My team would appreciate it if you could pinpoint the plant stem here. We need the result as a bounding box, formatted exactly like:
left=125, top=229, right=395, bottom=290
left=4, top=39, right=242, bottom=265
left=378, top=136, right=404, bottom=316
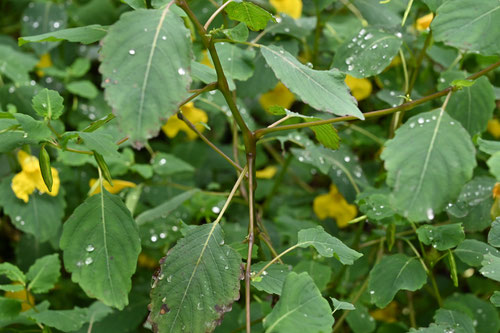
left=181, top=82, right=218, bottom=107
left=204, top=0, right=234, bottom=31
left=214, top=165, right=248, bottom=225
left=245, top=149, right=256, bottom=333
left=401, top=0, right=414, bottom=27
left=254, top=244, right=299, bottom=278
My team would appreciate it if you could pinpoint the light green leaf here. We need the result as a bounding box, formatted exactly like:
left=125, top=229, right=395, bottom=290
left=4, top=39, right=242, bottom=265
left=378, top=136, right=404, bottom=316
left=293, top=260, right=331, bottom=291
left=60, top=190, right=141, bottom=309
left=422, top=0, right=445, bottom=12
left=330, top=297, right=355, bottom=311
left=99, top=6, right=192, bottom=148
left=478, top=137, right=500, bottom=155
left=190, top=61, right=236, bottom=90
left=491, top=291, right=500, bottom=307
left=454, top=239, right=500, bottom=267
left=261, top=45, right=363, bottom=119
left=78, top=132, right=120, bottom=158
left=152, top=153, right=195, bottom=176
left=0, top=45, right=38, bottom=84
left=297, top=226, right=362, bottom=265
left=488, top=219, right=500, bottom=247
left=352, top=0, right=404, bottom=27
left=263, top=272, right=333, bottom=333
left=21, top=2, right=67, bottom=55
left=432, top=0, right=500, bottom=55
left=480, top=253, right=500, bottom=282
left=149, top=223, right=242, bottom=332
left=136, top=189, right=199, bottom=225
left=251, top=262, right=290, bottom=295
left=333, top=27, right=402, bottom=78
left=222, top=22, right=249, bottom=42
left=68, top=58, right=92, bottom=78
left=451, top=79, right=475, bottom=88
left=14, top=113, right=53, bottom=143
left=382, top=109, right=476, bottom=222
left=0, top=284, right=25, bottom=292
left=0, top=297, right=22, bottom=320
left=368, top=254, right=427, bottom=308
left=356, top=191, right=396, bottom=221
left=487, top=152, right=500, bottom=180
left=67, top=80, right=99, bottom=99
left=444, top=294, right=500, bottom=333
left=224, top=1, right=273, bottom=31
left=19, top=25, right=108, bottom=46
left=346, top=304, right=375, bottom=333
left=215, top=43, right=255, bottom=81
left=0, top=262, right=26, bottom=284
left=434, top=309, right=474, bottom=333
left=32, top=88, right=65, bottom=120
left=121, top=0, right=147, bottom=9
left=26, top=254, right=61, bottom=294
left=29, top=308, right=88, bottom=332
left=416, top=224, right=465, bottom=251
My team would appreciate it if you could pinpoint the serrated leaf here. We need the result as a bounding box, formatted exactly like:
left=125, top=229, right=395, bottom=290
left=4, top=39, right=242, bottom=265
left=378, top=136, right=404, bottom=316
left=0, top=262, right=26, bottom=284
left=454, top=239, right=500, bottom=267
left=263, top=272, right=333, bottom=333
left=432, top=0, right=500, bottom=55
left=297, top=226, right=362, bottom=265
left=32, top=88, right=65, bottom=120
left=149, top=223, right=242, bottom=332
left=416, top=224, right=465, bottom=251
left=488, top=219, right=500, bottom=247
left=26, top=254, right=61, bottom=294
left=368, top=254, right=427, bottom=308
left=60, top=190, right=141, bottom=309
left=222, top=22, right=249, bottom=42
left=0, top=297, right=22, bottom=320
left=67, top=80, right=99, bottom=99
left=99, top=6, right=192, bottom=148
left=381, top=109, right=476, bottom=222
left=480, top=253, right=500, bottom=282
left=224, top=2, right=273, bottom=31
left=333, top=27, right=402, bottom=78
left=78, top=132, right=120, bottom=158
left=251, top=262, right=290, bottom=295
left=0, top=45, right=38, bottom=84
left=14, top=113, right=53, bottom=143
left=19, top=25, right=108, bottom=46
left=261, top=45, right=363, bottom=119
left=136, top=189, right=199, bottom=225
left=28, top=308, right=88, bottom=332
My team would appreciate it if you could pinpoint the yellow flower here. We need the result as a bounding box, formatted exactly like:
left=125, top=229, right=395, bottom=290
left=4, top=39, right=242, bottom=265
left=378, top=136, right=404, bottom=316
left=162, top=102, right=208, bottom=140
left=4, top=284, right=35, bottom=312
left=200, top=50, right=214, bottom=68
left=270, top=0, right=302, bottom=19
left=487, top=119, right=500, bottom=139
left=11, top=150, right=60, bottom=203
left=89, top=179, right=136, bottom=195
left=416, top=13, right=434, bottom=31
left=36, top=53, right=52, bottom=77
left=256, top=166, right=278, bottom=179
left=370, top=301, right=398, bottom=323
left=313, top=184, right=357, bottom=228
left=259, top=82, right=296, bottom=112
left=345, top=75, right=372, bottom=101
left=492, top=183, right=500, bottom=219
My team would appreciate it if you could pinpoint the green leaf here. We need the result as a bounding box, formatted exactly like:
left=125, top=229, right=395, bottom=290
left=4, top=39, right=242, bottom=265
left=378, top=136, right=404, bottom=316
left=122, top=0, right=147, bottom=9
left=0, top=262, right=26, bottom=284
left=352, top=0, right=404, bottom=27
left=263, top=272, right=334, bottom=333
left=333, top=27, right=402, bottom=78
left=28, top=308, right=88, bottom=332
left=381, top=109, right=476, bottom=222
left=32, top=88, right=65, bottom=120
left=454, top=239, right=500, bottom=267
left=149, top=223, right=242, bottom=332
left=346, top=304, right=376, bottom=333
left=434, top=309, right=475, bottom=333
left=488, top=219, right=500, bottom=247
left=135, top=189, right=199, bottom=225
left=21, top=2, right=67, bottom=55
left=0, top=45, right=38, bottom=84
left=215, top=43, right=255, bottom=81
left=26, top=254, right=61, bottom=294
left=19, top=25, right=108, bottom=46
left=14, top=113, right=53, bottom=143
left=0, top=297, right=22, bottom=320
left=78, top=132, right=120, bottom=158
left=478, top=138, right=500, bottom=155
left=224, top=2, right=273, bottom=31
left=431, top=0, right=500, bottom=55
left=491, top=291, right=500, bottom=307
left=0, top=177, right=66, bottom=242
left=68, top=58, right=92, bottom=78
left=261, top=45, right=364, bottom=119
left=99, top=6, right=192, bottom=148
left=487, top=152, right=500, bottom=180
left=480, top=253, right=500, bottom=282
left=67, top=80, right=99, bottom=99
left=222, top=22, right=249, bottom=42
left=444, top=294, right=500, bottom=333
left=0, top=284, right=25, bottom=292
left=356, top=190, right=396, bottom=221
left=251, top=262, right=290, bottom=295
left=152, top=153, right=195, bottom=176
left=297, top=226, right=362, bottom=265
left=330, top=297, right=355, bottom=311
left=416, top=224, right=465, bottom=251
left=451, top=79, right=475, bottom=88
left=60, top=190, right=141, bottom=309
left=368, top=254, right=427, bottom=308
left=293, top=260, right=332, bottom=291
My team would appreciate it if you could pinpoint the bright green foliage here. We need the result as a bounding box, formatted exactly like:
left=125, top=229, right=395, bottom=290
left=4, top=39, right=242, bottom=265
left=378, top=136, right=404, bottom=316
left=19, top=25, right=108, bottom=46
left=99, top=6, right=192, bottom=148
left=26, top=254, right=60, bottom=294
left=0, top=262, right=26, bottom=284
left=222, top=22, right=249, bottom=42
left=149, top=223, right=241, bottom=333
left=263, top=272, right=334, bottom=333
left=78, top=132, right=120, bottom=158
left=488, top=219, right=500, bottom=247
left=251, top=262, right=290, bottom=295
left=29, top=308, right=88, bottom=332
left=60, top=190, right=141, bottom=310
left=0, top=298, right=22, bottom=320
left=333, top=27, right=402, bottom=78
left=416, top=224, right=465, bottom=251
left=491, top=292, right=500, bottom=307
left=0, top=45, right=38, bottom=84
left=32, top=88, right=64, bottom=120
left=224, top=2, right=273, bottom=31
left=330, top=298, right=355, bottom=312
left=261, top=45, right=364, bottom=119
left=382, top=109, right=476, bottom=222
left=480, top=254, right=500, bottom=282
left=454, top=239, right=500, bottom=267
left=368, top=254, right=427, bottom=308
left=66, top=80, right=99, bottom=99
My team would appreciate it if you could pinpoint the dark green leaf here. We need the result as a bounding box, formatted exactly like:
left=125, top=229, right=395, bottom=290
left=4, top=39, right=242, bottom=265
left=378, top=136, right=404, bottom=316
left=454, top=239, right=500, bottom=267
left=19, top=25, right=108, bottom=46
left=29, top=308, right=88, bottom=332
left=488, top=219, right=500, bottom=247
left=152, top=153, right=195, bottom=176
left=416, top=224, right=465, bottom=251
left=480, top=254, right=500, bottom=282
left=346, top=304, right=376, bottom=333
left=251, top=261, right=290, bottom=295
left=136, top=189, right=199, bottom=225
left=26, top=254, right=60, bottom=294
left=0, top=262, right=26, bottom=284
left=0, top=45, right=38, bottom=84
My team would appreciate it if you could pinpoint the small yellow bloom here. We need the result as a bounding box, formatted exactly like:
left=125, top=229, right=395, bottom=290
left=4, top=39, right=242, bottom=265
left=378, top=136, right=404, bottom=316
left=256, top=166, right=278, bottom=179
left=416, top=13, right=434, bottom=31
left=313, top=184, right=357, bottom=228
left=492, top=183, right=500, bottom=219
left=11, top=151, right=60, bottom=203
left=200, top=50, right=214, bottom=68
left=89, top=179, right=136, bottom=195
left=345, top=75, right=372, bottom=101
left=270, top=0, right=302, bottom=19
left=5, top=284, right=35, bottom=312
left=36, top=53, right=52, bottom=77
left=487, top=119, right=500, bottom=139
left=259, top=82, right=296, bottom=112
left=162, top=102, right=208, bottom=140
left=370, top=301, right=398, bottom=323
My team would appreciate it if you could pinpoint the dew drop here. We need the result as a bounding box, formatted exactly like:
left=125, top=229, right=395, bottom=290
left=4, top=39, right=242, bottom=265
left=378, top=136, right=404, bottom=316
left=15, top=216, right=21, bottom=222
left=370, top=290, right=375, bottom=295
left=128, top=49, right=135, bottom=55
left=53, top=22, right=60, bottom=28
left=212, top=206, right=221, bottom=214
left=162, top=35, right=167, bottom=40
left=167, top=275, right=172, bottom=282
left=86, top=244, right=95, bottom=252
left=32, top=21, right=39, bottom=29
left=159, top=158, right=166, bottom=165
left=417, top=117, right=425, bottom=124
left=151, top=235, right=158, bottom=242
left=85, top=257, right=93, bottom=265
left=426, top=208, right=435, bottom=220
left=159, top=232, right=167, bottom=239
left=344, top=156, right=351, bottom=162
left=76, top=261, right=83, bottom=267
left=178, top=68, right=186, bottom=75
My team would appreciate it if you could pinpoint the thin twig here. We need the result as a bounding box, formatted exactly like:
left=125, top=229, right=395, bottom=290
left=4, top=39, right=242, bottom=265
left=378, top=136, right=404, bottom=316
left=204, top=0, right=234, bottom=31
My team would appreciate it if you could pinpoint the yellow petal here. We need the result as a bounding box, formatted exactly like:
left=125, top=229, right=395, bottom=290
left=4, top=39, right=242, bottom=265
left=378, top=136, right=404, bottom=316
left=270, top=0, right=302, bottom=19
left=370, top=301, right=398, bottom=323
left=313, top=185, right=357, bottom=228
left=313, top=192, right=333, bottom=220
left=487, top=119, right=500, bottom=139
left=89, top=178, right=136, bottom=195
left=259, top=82, right=296, bottom=112
left=11, top=171, right=36, bottom=203
left=416, top=13, right=434, bottom=31
left=256, top=166, right=278, bottom=179
left=200, top=50, right=214, bottom=68
left=34, top=167, right=60, bottom=197
left=17, top=150, right=39, bottom=173
left=162, top=102, right=208, bottom=140
left=36, top=53, right=52, bottom=77
left=345, top=75, right=372, bottom=101
left=5, top=284, right=35, bottom=312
